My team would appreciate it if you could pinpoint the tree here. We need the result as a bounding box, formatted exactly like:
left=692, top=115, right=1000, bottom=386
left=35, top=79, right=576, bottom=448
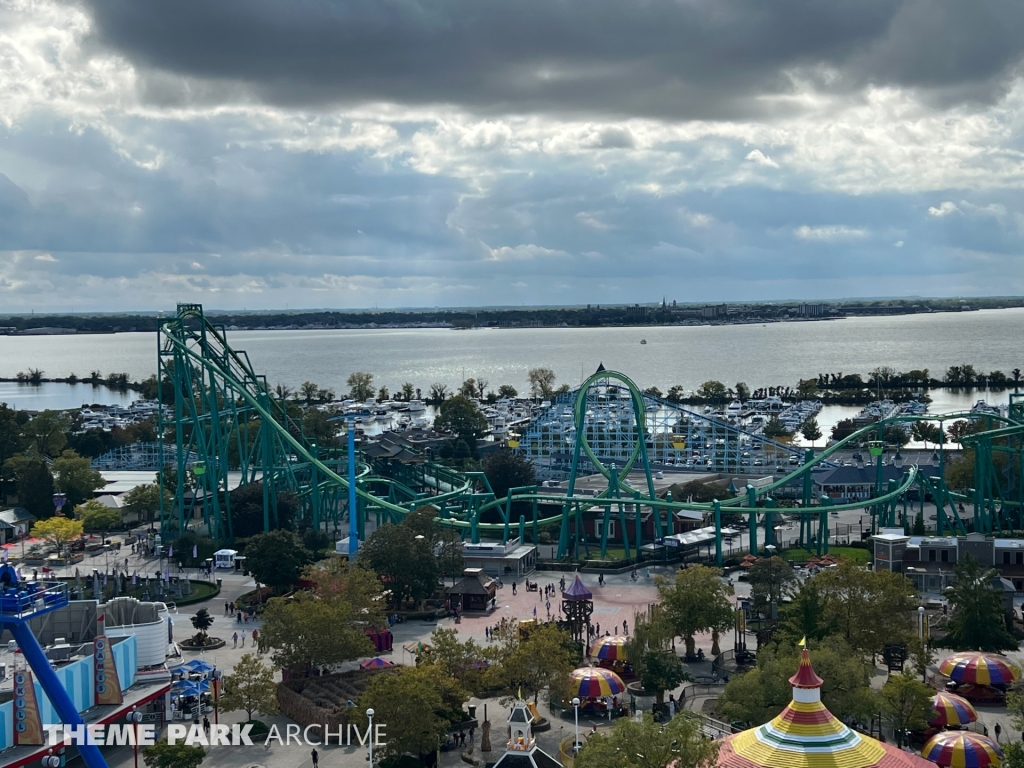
left=359, top=521, right=439, bottom=608
left=747, top=556, right=796, bottom=617
left=124, top=482, right=171, bottom=528
left=2, top=455, right=54, bottom=518
left=190, top=608, right=214, bottom=640
left=357, top=665, right=461, bottom=762
left=300, top=557, right=387, bottom=629
left=764, top=416, right=790, bottom=438
left=912, top=421, right=943, bottom=448
left=696, top=380, right=727, bottom=402
left=22, top=410, right=71, bottom=457
left=400, top=382, right=415, bottom=400
left=425, top=628, right=487, bottom=690
left=301, top=408, right=340, bottom=448
left=575, top=712, right=719, bottom=768
left=831, top=418, right=857, bottom=442
left=242, top=530, right=309, bottom=593
left=142, top=740, right=205, bottom=768
left=52, top=450, right=106, bottom=506
left=813, top=560, right=917, bottom=658
left=483, top=448, right=536, bottom=499
left=434, top=395, right=488, bottom=455
left=459, top=378, right=478, bottom=398
left=627, top=605, right=688, bottom=704
left=1006, top=680, right=1024, bottom=732
left=0, top=403, right=22, bottom=466
left=487, top=624, right=575, bottom=704
left=427, top=382, right=449, bottom=404
left=800, top=417, right=822, bottom=446
left=912, top=510, right=926, bottom=536
left=775, top=579, right=839, bottom=647
left=497, top=384, right=518, bottom=399
left=299, top=381, right=320, bottom=404
left=259, top=593, right=374, bottom=671
left=527, top=367, right=556, bottom=399
left=658, top=565, right=735, bottom=657
left=219, top=653, right=278, bottom=721
left=717, top=638, right=875, bottom=727
left=878, top=673, right=934, bottom=748
left=347, top=371, right=375, bottom=401
left=229, top=482, right=298, bottom=538
left=75, top=499, right=121, bottom=532
left=940, top=556, right=1018, bottom=651
left=735, top=382, right=750, bottom=401
left=30, top=517, right=83, bottom=557
left=1003, top=743, right=1024, bottom=768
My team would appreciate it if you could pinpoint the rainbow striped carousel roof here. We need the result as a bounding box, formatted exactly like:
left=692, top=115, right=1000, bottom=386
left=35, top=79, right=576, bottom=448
left=717, top=648, right=933, bottom=768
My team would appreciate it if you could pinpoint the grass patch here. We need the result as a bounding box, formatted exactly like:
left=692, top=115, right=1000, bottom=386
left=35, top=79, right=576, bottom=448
left=781, top=546, right=871, bottom=564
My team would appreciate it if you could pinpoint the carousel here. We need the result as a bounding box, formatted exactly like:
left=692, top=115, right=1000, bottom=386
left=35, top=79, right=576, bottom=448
left=589, top=635, right=635, bottom=680
left=569, top=666, right=627, bottom=716
left=715, top=646, right=934, bottom=768
left=938, top=652, right=1021, bottom=705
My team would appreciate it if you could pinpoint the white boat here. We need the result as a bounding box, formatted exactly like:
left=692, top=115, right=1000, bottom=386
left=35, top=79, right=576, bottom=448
left=726, top=400, right=743, bottom=416
left=407, top=400, right=426, bottom=413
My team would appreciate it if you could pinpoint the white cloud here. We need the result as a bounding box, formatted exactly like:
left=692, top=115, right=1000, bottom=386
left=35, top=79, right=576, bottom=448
left=576, top=212, right=611, bottom=231
left=745, top=149, right=779, bottom=168
left=34, top=253, right=57, bottom=262
left=794, top=225, right=868, bottom=241
left=928, top=201, right=960, bottom=217
left=486, top=244, right=568, bottom=262
left=679, top=208, right=713, bottom=227
left=894, top=240, right=904, bottom=247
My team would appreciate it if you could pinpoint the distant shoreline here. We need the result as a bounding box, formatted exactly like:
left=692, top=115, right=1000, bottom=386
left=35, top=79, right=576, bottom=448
left=0, top=300, right=1013, bottom=337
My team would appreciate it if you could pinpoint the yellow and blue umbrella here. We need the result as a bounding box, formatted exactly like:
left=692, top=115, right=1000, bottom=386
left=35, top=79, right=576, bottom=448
left=922, top=730, right=1002, bottom=768
left=930, top=691, right=977, bottom=728
left=589, top=635, right=629, bottom=661
left=939, top=652, right=1021, bottom=686
left=570, top=667, right=626, bottom=698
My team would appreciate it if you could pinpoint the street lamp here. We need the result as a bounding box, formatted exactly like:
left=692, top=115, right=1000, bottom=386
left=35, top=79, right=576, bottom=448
left=212, top=669, right=223, bottom=725
left=572, top=697, right=581, bottom=753
left=366, top=708, right=375, bottom=766
left=917, top=606, right=925, bottom=639
left=128, top=706, right=143, bottom=768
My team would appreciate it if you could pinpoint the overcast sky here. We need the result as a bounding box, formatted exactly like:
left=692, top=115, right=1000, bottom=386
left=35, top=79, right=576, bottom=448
left=1, top=1, right=1024, bottom=311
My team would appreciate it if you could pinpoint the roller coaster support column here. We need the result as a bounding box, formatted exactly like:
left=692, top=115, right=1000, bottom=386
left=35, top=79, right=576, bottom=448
left=714, top=500, right=723, bottom=567
left=801, top=449, right=813, bottom=547
left=471, top=511, right=480, bottom=544
left=519, top=515, right=526, bottom=544
left=634, top=491, right=643, bottom=556
left=747, top=485, right=758, bottom=557
left=347, top=416, right=358, bottom=557
left=6, top=621, right=107, bottom=768
left=819, top=496, right=832, bottom=555
left=665, top=491, right=674, bottom=536
left=765, top=497, right=776, bottom=548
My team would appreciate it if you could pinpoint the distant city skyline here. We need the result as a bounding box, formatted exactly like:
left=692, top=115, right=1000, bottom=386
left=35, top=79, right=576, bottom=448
left=1, top=1, right=1023, bottom=310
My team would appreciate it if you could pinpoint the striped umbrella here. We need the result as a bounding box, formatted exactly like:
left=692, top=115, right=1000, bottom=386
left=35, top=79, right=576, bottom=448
left=922, top=730, right=1003, bottom=768
left=930, top=691, right=978, bottom=728
left=589, top=635, right=629, bottom=661
left=939, top=652, right=1021, bottom=686
left=359, top=657, right=395, bottom=670
left=570, top=667, right=626, bottom=698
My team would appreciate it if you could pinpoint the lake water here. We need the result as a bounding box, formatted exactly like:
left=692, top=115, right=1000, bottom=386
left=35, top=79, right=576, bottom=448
left=1, top=309, right=1021, bottom=410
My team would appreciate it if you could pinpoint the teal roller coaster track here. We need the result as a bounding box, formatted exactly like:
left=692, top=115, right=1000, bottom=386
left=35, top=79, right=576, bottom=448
left=157, top=304, right=1024, bottom=565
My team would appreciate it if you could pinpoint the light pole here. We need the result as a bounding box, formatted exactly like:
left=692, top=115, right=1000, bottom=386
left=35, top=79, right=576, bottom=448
left=128, top=706, right=143, bottom=768
left=366, top=708, right=375, bottom=766
left=212, top=669, right=223, bottom=725
left=572, top=697, right=581, bottom=753
left=917, top=606, right=925, bottom=639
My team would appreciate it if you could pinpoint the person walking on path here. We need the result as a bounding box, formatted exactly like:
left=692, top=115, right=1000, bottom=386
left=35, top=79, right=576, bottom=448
left=241, top=630, right=246, bottom=647
left=252, top=628, right=259, bottom=652
left=512, top=582, right=517, bottom=595
left=232, top=632, right=238, bottom=649
left=995, top=723, right=1002, bottom=742
left=311, top=748, right=319, bottom=768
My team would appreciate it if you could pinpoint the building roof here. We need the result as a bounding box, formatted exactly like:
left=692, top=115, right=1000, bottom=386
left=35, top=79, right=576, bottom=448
left=491, top=751, right=561, bottom=768
left=562, top=575, right=592, bottom=601
left=447, top=569, right=497, bottom=596
left=717, top=649, right=933, bottom=768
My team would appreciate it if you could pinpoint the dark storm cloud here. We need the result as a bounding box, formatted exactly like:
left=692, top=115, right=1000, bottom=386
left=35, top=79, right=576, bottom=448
left=80, top=0, right=1024, bottom=119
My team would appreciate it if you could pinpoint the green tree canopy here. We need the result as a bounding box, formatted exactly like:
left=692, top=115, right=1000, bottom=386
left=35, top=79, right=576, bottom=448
left=124, top=482, right=172, bottom=528
left=219, top=653, right=279, bottom=721
left=486, top=624, right=576, bottom=704
left=347, top=371, right=375, bottom=401
left=259, top=593, right=373, bottom=671
left=434, top=395, right=488, bottom=445
left=626, top=605, right=686, bottom=703
left=748, top=556, right=797, bottom=618
left=52, top=449, right=106, bottom=506
left=717, top=638, right=875, bottom=727
left=696, top=380, right=728, bottom=402
left=22, top=410, right=71, bottom=457
left=75, top=498, right=121, bottom=532
left=658, top=565, right=735, bottom=657
left=878, top=673, right=934, bottom=748
left=939, top=556, right=1018, bottom=651
left=242, top=530, right=309, bottom=593
left=813, top=560, right=918, bottom=657
left=357, top=665, right=465, bottom=762
left=2, top=455, right=54, bottom=518
left=142, top=740, right=205, bottom=768
left=483, top=448, right=536, bottom=499
left=801, top=417, right=822, bottom=445
left=575, top=711, right=719, bottom=768
left=359, top=520, right=440, bottom=608
left=527, top=367, right=556, bottom=399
